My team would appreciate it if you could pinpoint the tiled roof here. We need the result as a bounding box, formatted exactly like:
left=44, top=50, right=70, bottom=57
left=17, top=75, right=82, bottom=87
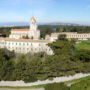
left=31, top=16, right=36, bottom=22
left=11, top=29, right=29, bottom=31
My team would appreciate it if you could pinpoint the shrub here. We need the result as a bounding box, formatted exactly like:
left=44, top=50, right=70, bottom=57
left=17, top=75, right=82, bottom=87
left=24, top=76, right=38, bottom=83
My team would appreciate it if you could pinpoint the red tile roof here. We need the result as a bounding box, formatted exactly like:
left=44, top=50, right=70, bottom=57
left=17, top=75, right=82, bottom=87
left=31, top=16, right=36, bottom=22
left=11, top=29, right=29, bottom=31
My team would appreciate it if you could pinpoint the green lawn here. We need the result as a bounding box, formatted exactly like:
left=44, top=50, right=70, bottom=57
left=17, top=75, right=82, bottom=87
left=70, top=78, right=90, bottom=90
left=44, top=76, right=90, bottom=90
left=66, top=75, right=90, bottom=90
left=0, top=84, right=47, bottom=89
left=65, top=75, right=90, bottom=85
left=75, top=41, right=90, bottom=51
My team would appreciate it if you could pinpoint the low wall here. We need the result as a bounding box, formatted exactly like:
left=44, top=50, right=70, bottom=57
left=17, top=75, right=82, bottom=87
left=0, top=73, right=90, bottom=87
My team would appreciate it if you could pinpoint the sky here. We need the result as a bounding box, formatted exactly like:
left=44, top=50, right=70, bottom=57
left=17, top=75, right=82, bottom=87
left=0, top=0, right=90, bottom=25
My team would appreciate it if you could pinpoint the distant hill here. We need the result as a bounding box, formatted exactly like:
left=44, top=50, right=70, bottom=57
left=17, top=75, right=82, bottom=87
left=0, top=22, right=29, bottom=27
left=0, top=22, right=83, bottom=27
left=41, top=22, right=79, bottom=26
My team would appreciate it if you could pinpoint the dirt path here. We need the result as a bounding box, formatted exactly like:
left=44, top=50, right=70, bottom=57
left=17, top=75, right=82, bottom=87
left=0, top=73, right=90, bottom=87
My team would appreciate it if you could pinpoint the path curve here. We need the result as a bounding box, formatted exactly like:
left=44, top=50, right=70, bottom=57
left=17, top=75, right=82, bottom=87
left=0, top=73, right=90, bottom=87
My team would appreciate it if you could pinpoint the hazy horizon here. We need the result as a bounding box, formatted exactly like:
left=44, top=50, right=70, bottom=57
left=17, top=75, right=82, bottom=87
left=0, top=0, right=90, bottom=25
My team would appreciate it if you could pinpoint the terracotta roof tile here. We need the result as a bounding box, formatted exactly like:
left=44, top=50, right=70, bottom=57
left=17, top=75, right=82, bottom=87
left=31, top=16, right=36, bottom=22
left=11, top=29, right=29, bottom=31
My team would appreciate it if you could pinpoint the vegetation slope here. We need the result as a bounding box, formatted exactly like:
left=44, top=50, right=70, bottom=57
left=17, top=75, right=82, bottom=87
left=0, top=35, right=90, bottom=83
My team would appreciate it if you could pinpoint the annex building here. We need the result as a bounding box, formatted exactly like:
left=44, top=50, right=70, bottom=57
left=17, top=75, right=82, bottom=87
left=48, top=32, right=90, bottom=42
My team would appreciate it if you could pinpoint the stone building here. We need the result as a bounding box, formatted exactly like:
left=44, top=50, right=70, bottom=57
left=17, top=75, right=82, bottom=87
left=0, top=38, right=53, bottom=55
left=48, top=32, right=90, bottom=42
left=0, top=16, right=53, bottom=55
left=9, top=16, right=40, bottom=40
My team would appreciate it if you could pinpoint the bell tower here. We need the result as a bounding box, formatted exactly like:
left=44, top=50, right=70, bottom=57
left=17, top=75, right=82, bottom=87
left=30, top=16, right=37, bottom=31
left=29, top=16, right=40, bottom=40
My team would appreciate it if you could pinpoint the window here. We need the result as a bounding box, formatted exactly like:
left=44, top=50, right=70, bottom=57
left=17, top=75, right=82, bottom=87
left=35, top=48, right=37, bottom=51
left=31, top=48, right=33, bottom=51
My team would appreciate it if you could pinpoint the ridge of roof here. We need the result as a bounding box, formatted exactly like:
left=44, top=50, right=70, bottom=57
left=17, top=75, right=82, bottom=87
left=31, top=16, right=36, bottom=22
left=11, top=29, right=29, bottom=31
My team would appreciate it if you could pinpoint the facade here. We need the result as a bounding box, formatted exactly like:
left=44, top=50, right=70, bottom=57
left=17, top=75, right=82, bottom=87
left=49, top=32, right=90, bottom=42
left=0, top=38, right=53, bottom=55
left=9, top=16, right=40, bottom=40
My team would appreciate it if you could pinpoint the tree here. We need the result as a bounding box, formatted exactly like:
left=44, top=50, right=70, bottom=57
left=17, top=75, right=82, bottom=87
left=58, top=34, right=66, bottom=40
left=48, top=39, right=74, bottom=56
left=23, top=35, right=29, bottom=39
left=0, top=49, right=15, bottom=80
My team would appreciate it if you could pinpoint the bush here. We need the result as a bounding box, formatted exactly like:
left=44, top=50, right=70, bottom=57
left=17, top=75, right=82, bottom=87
left=24, top=76, right=38, bottom=83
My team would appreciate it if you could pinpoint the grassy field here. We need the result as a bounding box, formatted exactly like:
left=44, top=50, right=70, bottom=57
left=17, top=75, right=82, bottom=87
left=44, top=76, right=90, bottom=90
left=75, top=41, right=90, bottom=51
left=34, top=75, right=90, bottom=90
left=65, top=75, right=90, bottom=85
left=65, top=75, right=90, bottom=90
left=0, top=84, right=46, bottom=89
left=70, top=77, right=90, bottom=90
